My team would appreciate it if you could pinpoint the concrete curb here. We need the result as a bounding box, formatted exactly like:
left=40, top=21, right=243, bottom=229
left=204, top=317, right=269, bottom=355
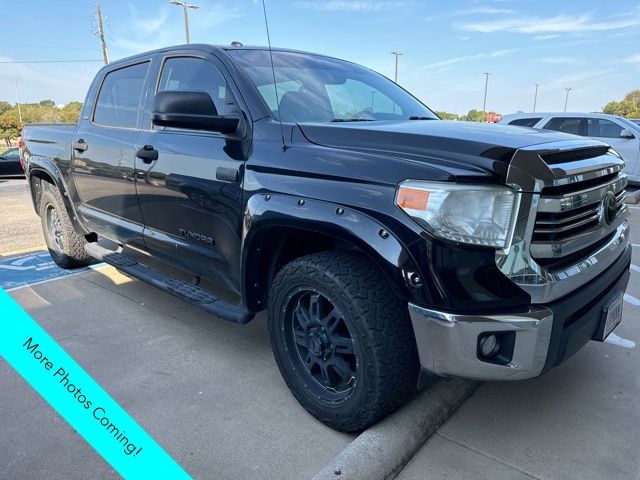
left=312, top=379, right=480, bottom=480
left=624, top=189, right=640, bottom=205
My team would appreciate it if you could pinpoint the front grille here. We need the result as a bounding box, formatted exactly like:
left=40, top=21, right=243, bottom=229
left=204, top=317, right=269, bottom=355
left=530, top=149, right=627, bottom=271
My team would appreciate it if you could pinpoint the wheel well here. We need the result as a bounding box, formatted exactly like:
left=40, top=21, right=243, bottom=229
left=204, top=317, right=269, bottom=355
left=246, top=227, right=407, bottom=312
left=29, top=170, right=55, bottom=215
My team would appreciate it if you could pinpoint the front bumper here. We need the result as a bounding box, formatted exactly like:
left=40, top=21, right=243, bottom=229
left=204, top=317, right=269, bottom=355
left=409, top=244, right=631, bottom=381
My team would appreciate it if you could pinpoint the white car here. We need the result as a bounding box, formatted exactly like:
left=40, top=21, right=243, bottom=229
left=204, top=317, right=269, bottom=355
left=500, top=112, right=640, bottom=184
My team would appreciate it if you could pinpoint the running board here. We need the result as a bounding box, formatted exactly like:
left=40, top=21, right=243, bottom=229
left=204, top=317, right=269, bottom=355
left=84, top=243, right=254, bottom=325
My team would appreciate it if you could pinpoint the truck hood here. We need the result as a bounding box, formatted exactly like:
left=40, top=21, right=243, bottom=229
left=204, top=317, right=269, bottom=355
left=296, top=120, right=582, bottom=181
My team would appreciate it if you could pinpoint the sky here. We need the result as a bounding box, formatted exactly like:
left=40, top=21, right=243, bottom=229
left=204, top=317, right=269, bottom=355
left=1, top=0, right=639, bottom=115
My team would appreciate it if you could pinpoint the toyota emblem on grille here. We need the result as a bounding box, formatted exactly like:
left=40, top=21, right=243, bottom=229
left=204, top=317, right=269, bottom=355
left=600, top=191, right=618, bottom=226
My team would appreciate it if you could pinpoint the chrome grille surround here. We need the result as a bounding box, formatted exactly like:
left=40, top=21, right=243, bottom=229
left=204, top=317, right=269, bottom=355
left=497, top=139, right=630, bottom=304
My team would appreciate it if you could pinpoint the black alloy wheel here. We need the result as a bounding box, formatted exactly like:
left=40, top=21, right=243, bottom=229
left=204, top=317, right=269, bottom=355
left=285, top=289, right=357, bottom=402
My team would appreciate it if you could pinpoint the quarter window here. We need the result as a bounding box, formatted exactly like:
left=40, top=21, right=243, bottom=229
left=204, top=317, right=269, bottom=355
left=544, top=117, right=583, bottom=136
left=94, top=62, right=149, bottom=128
left=158, top=57, right=229, bottom=115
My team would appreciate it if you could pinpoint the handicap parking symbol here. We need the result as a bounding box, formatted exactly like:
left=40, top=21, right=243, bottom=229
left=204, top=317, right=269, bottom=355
left=0, top=251, right=88, bottom=290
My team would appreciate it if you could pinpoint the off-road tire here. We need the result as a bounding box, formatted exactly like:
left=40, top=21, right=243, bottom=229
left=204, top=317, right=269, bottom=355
left=268, top=250, right=420, bottom=432
left=39, top=183, right=93, bottom=269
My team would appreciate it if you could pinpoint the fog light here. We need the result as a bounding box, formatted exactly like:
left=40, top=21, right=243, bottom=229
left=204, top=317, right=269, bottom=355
left=480, top=334, right=499, bottom=357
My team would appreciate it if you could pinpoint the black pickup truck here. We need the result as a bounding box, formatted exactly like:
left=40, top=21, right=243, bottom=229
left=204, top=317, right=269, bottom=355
left=22, top=44, right=631, bottom=432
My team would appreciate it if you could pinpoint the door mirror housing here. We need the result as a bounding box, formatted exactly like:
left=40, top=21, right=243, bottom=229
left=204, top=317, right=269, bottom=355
left=151, top=91, right=240, bottom=134
left=620, top=129, right=636, bottom=139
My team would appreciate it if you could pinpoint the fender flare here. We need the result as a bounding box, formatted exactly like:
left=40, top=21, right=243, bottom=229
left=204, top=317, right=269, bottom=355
left=27, top=155, right=90, bottom=235
left=241, top=193, right=428, bottom=312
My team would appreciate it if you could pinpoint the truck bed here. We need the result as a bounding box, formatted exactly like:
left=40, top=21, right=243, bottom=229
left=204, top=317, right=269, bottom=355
left=22, top=123, right=76, bottom=165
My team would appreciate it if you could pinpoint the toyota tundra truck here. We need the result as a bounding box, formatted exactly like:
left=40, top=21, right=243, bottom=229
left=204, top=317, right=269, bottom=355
left=21, top=44, right=631, bottom=432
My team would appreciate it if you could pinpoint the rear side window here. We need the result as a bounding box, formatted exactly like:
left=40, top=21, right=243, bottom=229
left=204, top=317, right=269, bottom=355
left=544, top=117, right=583, bottom=136
left=94, top=62, right=149, bottom=128
left=587, top=118, right=624, bottom=138
left=158, top=57, right=229, bottom=115
left=508, top=117, right=541, bottom=128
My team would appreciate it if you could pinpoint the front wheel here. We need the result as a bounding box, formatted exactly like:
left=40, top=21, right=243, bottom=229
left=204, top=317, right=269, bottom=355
left=268, top=250, right=419, bottom=432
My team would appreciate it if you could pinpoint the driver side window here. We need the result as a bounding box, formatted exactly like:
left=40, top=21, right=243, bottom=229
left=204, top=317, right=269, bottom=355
left=325, top=79, right=402, bottom=120
left=158, top=57, right=229, bottom=115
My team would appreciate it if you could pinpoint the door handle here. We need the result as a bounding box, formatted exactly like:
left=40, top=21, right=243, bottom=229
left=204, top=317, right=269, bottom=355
left=72, top=139, right=88, bottom=152
left=135, top=145, right=158, bottom=164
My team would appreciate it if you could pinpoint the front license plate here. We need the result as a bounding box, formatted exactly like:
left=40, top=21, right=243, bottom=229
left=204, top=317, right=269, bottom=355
left=597, top=292, right=624, bottom=341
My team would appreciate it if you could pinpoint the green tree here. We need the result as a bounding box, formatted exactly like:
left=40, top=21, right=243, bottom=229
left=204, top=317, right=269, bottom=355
left=38, top=99, right=56, bottom=108
left=0, top=109, right=22, bottom=147
left=60, top=101, right=83, bottom=123
left=436, top=111, right=460, bottom=120
left=0, top=101, right=11, bottom=115
left=602, top=89, right=640, bottom=118
left=463, top=109, right=488, bottom=122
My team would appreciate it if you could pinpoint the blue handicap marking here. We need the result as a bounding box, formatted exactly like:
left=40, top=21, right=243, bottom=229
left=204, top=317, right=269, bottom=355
left=0, top=251, right=91, bottom=290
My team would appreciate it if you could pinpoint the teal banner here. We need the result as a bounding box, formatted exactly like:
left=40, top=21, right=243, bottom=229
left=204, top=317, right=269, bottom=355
left=0, top=289, right=191, bottom=479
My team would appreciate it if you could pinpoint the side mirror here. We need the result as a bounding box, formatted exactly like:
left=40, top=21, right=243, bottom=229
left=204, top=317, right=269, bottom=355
left=620, top=129, right=636, bottom=139
left=151, top=91, right=240, bottom=134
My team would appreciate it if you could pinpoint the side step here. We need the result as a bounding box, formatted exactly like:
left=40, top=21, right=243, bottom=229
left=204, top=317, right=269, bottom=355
left=85, top=242, right=254, bottom=325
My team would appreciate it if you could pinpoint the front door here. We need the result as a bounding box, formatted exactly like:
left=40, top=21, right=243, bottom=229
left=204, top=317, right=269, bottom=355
left=586, top=117, right=640, bottom=177
left=135, top=55, right=246, bottom=293
left=72, top=61, right=151, bottom=246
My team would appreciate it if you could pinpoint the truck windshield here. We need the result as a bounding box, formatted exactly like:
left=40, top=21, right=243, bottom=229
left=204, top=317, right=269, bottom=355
left=228, top=49, right=437, bottom=123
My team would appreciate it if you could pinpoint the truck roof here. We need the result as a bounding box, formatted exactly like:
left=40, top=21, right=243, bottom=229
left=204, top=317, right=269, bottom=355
left=103, top=43, right=338, bottom=69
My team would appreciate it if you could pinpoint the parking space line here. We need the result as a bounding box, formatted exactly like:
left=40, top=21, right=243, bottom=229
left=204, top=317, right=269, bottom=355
left=633, top=243, right=640, bottom=248
left=624, top=293, right=640, bottom=306
left=632, top=264, right=640, bottom=273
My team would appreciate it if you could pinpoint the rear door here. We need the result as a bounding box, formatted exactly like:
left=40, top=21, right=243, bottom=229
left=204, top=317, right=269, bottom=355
left=586, top=117, right=640, bottom=176
left=135, top=53, right=246, bottom=292
left=542, top=117, right=586, bottom=136
left=72, top=60, right=151, bottom=246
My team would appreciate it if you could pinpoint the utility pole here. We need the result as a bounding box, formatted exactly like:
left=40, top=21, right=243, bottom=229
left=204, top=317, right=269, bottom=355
left=482, top=72, right=490, bottom=112
left=171, top=1, right=199, bottom=44
left=15, top=77, right=22, bottom=124
left=533, top=83, right=539, bottom=112
left=564, top=87, right=572, bottom=112
left=95, top=2, right=109, bottom=64
left=390, top=51, right=403, bottom=83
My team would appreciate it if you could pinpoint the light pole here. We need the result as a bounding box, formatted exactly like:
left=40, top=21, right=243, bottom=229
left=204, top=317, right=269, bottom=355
left=15, top=77, right=23, bottom=124
left=533, top=83, right=539, bottom=112
left=170, top=1, right=199, bottom=44
left=390, top=51, right=403, bottom=83
left=482, top=72, right=490, bottom=112
left=564, top=87, right=571, bottom=112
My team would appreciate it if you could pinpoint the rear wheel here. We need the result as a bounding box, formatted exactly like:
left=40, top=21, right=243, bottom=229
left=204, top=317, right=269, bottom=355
left=268, top=250, right=420, bottom=432
left=39, top=183, right=93, bottom=269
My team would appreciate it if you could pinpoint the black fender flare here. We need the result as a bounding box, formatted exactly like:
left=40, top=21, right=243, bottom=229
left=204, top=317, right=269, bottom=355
left=27, top=156, right=90, bottom=235
left=241, top=193, right=428, bottom=312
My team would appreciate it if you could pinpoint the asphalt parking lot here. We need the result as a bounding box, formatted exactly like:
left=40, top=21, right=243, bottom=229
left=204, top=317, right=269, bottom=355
left=1, top=177, right=639, bottom=479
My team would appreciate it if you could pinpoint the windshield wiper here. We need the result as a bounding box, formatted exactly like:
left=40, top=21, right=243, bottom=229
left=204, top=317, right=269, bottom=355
left=409, top=116, right=435, bottom=120
left=331, top=118, right=375, bottom=122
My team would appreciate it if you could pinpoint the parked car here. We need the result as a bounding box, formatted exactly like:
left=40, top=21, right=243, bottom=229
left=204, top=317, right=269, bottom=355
left=21, top=45, right=631, bottom=432
left=630, top=119, right=640, bottom=126
left=500, top=112, right=640, bottom=184
left=0, top=147, right=24, bottom=177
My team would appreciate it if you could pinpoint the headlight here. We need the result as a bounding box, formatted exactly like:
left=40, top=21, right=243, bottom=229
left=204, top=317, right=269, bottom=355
left=395, top=180, right=519, bottom=249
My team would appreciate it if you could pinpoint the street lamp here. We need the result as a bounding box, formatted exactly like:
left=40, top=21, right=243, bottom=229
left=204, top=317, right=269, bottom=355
left=170, top=1, right=199, bottom=44
left=482, top=72, right=490, bottom=112
left=390, top=51, right=403, bottom=83
left=533, top=83, right=539, bottom=113
left=564, top=87, right=572, bottom=112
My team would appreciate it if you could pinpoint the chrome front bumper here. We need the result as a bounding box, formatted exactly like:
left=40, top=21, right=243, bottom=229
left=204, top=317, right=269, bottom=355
left=408, top=304, right=554, bottom=381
